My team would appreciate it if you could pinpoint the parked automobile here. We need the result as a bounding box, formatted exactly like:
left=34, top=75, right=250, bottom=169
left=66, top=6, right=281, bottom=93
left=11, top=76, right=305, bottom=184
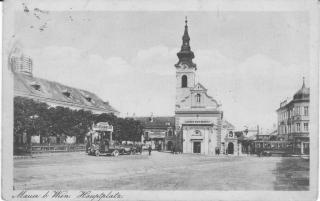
left=119, top=144, right=138, bottom=155
left=88, top=140, right=122, bottom=157
left=87, top=122, right=123, bottom=157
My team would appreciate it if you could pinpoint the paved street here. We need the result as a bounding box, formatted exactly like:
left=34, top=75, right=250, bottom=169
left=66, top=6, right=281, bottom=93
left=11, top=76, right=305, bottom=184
left=14, top=151, right=309, bottom=190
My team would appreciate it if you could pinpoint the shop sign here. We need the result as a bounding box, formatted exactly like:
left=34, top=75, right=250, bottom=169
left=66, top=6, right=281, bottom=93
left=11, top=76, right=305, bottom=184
left=184, top=120, right=212, bottom=124
left=93, top=122, right=113, bottom=132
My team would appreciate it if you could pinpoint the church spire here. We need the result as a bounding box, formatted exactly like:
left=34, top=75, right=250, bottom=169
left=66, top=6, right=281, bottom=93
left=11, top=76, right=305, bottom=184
left=182, top=16, right=190, bottom=47
left=175, top=17, right=197, bottom=69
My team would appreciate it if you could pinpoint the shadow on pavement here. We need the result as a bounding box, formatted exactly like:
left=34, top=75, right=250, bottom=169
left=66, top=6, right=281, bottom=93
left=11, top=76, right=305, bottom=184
left=272, top=157, right=309, bottom=191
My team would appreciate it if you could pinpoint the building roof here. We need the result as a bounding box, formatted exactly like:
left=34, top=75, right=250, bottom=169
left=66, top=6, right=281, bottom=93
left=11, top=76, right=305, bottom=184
left=222, top=120, right=235, bottom=130
left=135, top=116, right=175, bottom=129
left=293, top=78, right=310, bottom=100
left=277, top=78, right=310, bottom=111
left=14, top=72, right=119, bottom=114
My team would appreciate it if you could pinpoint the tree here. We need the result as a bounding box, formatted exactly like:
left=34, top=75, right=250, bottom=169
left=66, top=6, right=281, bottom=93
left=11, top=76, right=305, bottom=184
left=14, top=97, right=144, bottom=145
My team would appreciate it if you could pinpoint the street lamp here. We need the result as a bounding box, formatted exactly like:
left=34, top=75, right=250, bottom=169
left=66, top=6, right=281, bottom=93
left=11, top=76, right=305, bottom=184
left=29, top=114, right=39, bottom=143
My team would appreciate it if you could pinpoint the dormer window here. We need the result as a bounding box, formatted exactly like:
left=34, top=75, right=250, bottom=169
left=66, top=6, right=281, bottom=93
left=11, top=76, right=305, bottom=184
left=85, top=95, right=92, bottom=102
left=30, top=81, right=40, bottom=91
left=62, top=89, right=71, bottom=97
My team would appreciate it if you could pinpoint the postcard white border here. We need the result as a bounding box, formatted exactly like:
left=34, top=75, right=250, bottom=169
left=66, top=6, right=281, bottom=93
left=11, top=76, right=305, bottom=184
left=2, top=0, right=319, bottom=200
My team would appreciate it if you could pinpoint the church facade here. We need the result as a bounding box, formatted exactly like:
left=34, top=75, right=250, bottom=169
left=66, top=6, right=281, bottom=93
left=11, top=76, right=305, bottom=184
left=174, top=18, right=223, bottom=155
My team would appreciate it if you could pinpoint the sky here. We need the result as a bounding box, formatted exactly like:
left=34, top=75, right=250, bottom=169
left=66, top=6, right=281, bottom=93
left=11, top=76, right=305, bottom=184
left=12, top=9, right=310, bottom=131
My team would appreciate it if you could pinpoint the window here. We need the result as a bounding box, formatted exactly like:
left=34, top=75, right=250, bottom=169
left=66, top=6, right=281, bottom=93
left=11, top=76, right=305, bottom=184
left=285, top=126, right=287, bottom=134
left=85, top=95, right=92, bottom=102
left=296, top=106, right=301, bottom=115
left=30, top=81, right=41, bottom=91
left=288, top=125, right=291, bottom=133
left=304, top=106, right=308, bottom=116
left=296, top=123, right=301, bottom=132
left=168, top=130, right=173, bottom=136
left=304, top=123, right=308, bottom=131
left=229, top=131, right=233, bottom=138
left=181, top=75, right=188, bottom=88
left=62, top=89, right=71, bottom=97
left=196, top=94, right=201, bottom=103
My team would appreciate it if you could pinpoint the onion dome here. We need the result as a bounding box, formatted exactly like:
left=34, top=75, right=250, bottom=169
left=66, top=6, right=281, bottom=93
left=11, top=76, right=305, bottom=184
left=293, top=77, right=310, bottom=100
left=175, top=17, right=197, bottom=69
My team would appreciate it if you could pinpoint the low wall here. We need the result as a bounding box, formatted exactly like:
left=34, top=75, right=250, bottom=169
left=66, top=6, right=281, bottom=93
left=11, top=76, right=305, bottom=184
left=14, top=144, right=86, bottom=155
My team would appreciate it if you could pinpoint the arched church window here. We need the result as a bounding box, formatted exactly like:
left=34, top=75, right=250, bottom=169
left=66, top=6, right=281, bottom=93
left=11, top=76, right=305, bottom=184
left=181, top=75, right=187, bottom=88
left=196, top=94, right=201, bottom=103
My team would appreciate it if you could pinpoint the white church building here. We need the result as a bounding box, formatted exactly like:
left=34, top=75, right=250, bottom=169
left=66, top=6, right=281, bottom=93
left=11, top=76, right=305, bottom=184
left=174, top=18, right=224, bottom=155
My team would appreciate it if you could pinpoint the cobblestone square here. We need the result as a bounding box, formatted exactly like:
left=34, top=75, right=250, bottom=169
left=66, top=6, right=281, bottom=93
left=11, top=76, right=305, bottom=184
left=14, top=152, right=309, bottom=190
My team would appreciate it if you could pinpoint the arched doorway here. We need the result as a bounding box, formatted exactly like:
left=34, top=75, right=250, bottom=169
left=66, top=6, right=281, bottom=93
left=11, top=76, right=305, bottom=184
left=227, top=142, right=234, bottom=154
left=167, top=141, right=173, bottom=151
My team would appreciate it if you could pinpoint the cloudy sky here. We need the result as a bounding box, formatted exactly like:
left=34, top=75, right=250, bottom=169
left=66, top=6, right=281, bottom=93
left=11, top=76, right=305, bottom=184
left=13, top=9, right=310, bottom=131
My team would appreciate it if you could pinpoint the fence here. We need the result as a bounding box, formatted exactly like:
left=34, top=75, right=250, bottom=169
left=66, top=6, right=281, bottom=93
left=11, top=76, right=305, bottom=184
left=14, top=144, right=86, bottom=155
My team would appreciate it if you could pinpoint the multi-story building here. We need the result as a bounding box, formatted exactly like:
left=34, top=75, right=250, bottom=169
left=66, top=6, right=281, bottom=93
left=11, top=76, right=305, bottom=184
left=11, top=50, right=119, bottom=115
left=136, top=116, right=175, bottom=151
left=276, top=78, right=309, bottom=154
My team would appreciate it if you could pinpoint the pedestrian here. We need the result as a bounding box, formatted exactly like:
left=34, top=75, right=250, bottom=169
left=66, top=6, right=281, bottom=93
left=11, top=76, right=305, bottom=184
left=148, top=145, right=152, bottom=156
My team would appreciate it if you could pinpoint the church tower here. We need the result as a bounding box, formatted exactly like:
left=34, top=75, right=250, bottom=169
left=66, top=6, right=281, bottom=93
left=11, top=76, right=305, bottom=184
left=175, top=17, right=197, bottom=105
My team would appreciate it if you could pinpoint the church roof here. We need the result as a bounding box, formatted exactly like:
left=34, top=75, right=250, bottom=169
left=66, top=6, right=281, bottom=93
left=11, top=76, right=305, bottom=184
left=191, top=83, right=208, bottom=91
left=175, top=17, right=197, bottom=69
left=135, top=116, right=175, bottom=129
left=14, top=72, right=119, bottom=114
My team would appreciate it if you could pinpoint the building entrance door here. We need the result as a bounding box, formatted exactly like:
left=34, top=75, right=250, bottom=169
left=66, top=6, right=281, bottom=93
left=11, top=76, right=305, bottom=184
left=227, top=142, right=234, bottom=154
left=167, top=141, right=173, bottom=151
left=193, top=142, right=201, bottom=153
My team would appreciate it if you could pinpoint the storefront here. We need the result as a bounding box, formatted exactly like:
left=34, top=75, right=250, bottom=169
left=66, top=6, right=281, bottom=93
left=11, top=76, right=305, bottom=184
left=293, top=137, right=309, bottom=155
left=148, top=131, right=166, bottom=150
